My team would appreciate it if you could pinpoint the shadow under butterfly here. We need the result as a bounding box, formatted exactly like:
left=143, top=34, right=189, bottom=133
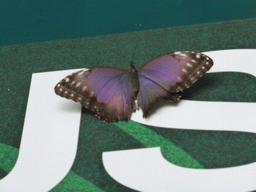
left=54, top=51, right=213, bottom=123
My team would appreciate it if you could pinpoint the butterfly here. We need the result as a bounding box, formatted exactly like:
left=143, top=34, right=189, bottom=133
left=54, top=51, right=213, bottom=123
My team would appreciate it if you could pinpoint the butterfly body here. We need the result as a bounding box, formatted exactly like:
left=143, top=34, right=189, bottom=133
left=129, top=63, right=140, bottom=102
left=55, top=51, right=213, bottom=123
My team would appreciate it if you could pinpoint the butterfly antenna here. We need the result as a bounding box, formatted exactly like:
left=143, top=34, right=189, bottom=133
left=131, top=39, right=142, bottom=63
left=109, top=49, right=128, bottom=62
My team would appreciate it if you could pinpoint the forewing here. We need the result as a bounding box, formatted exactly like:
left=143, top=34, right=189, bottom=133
left=54, top=67, right=134, bottom=122
left=138, top=51, right=213, bottom=92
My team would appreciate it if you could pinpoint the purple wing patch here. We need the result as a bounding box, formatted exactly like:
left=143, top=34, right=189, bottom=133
left=137, top=51, right=213, bottom=117
left=137, top=75, right=181, bottom=118
left=55, top=67, right=135, bottom=122
left=138, top=51, right=213, bottom=92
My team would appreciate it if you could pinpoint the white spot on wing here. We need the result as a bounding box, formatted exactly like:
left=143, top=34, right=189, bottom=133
left=82, top=86, right=87, bottom=92
left=71, top=81, right=76, bottom=86
left=65, top=78, right=70, bottom=83
left=176, top=86, right=181, bottom=91
left=76, top=82, right=81, bottom=88
left=186, top=63, right=193, bottom=67
left=77, top=71, right=85, bottom=76
left=182, top=68, right=187, bottom=73
left=196, top=54, right=201, bottom=59
left=180, top=53, right=187, bottom=57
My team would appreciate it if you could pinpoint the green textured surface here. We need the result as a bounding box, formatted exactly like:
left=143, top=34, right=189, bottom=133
left=1, top=18, right=256, bottom=191
left=115, top=121, right=204, bottom=168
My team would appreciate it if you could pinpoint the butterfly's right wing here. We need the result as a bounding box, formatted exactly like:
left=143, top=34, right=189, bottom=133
left=137, top=75, right=182, bottom=118
left=137, top=51, right=213, bottom=118
left=54, top=67, right=134, bottom=122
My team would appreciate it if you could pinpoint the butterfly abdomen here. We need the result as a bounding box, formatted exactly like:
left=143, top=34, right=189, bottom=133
left=129, top=63, right=140, bottom=97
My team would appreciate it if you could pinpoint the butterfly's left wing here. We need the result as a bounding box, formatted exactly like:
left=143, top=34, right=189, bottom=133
left=137, top=51, right=213, bottom=118
left=55, top=67, right=135, bottom=122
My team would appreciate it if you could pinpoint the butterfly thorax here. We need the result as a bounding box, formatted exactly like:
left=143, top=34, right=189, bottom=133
left=130, top=62, right=140, bottom=101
